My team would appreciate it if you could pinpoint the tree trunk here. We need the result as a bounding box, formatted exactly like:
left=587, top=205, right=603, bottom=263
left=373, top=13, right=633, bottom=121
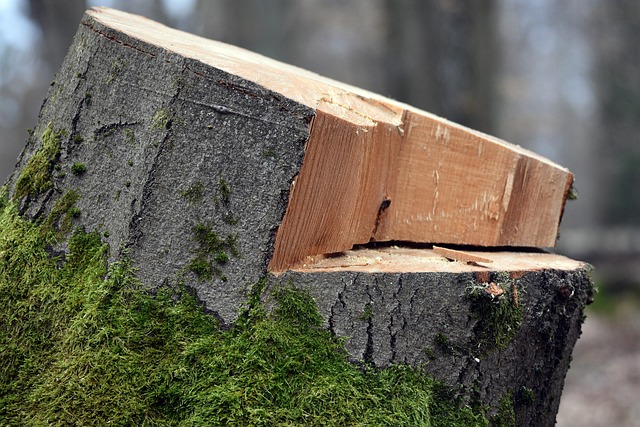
left=4, top=7, right=592, bottom=426
left=273, top=251, right=592, bottom=426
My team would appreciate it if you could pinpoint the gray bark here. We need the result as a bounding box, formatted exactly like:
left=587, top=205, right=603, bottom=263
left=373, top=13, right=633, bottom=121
left=273, top=268, right=593, bottom=426
left=5, top=11, right=593, bottom=426
left=7, top=13, right=313, bottom=323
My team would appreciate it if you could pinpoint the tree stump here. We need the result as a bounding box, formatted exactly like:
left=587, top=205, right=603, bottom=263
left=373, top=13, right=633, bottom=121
left=4, top=7, right=593, bottom=426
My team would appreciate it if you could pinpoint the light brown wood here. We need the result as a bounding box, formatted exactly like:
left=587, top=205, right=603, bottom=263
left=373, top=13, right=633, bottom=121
left=89, top=7, right=574, bottom=273
left=432, top=245, right=494, bottom=265
left=290, top=246, right=585, bottom=275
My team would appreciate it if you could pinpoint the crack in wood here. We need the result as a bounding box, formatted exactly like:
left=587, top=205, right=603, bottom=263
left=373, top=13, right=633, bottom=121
left=370, top=197, right=391, bottom=240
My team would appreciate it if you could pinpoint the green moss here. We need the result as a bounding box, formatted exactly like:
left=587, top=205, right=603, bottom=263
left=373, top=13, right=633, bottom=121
left=225, top=232, right=239, bottom=257
left=262, top=148, right=277, bottom=159
left=0, top=186, right=8, bottom=208
left=14, top=123, right=65, bottom=200
left=188, top=223, right=238, bottom=282
left=218, top=178, right=230, bottom=204
left=188, top=257, right=215, bottom=280
left=107, top=58, right=126, bottom=84
left=567, top=183, right=578, bottom=201
left=68, top=206, right=81, bottom=219
left=152, top=108, right=172, bottom=130
left=56, top=190, right=80, bottom=226
left=433, top=331, right=468, bottom=357
left=180, top=181, right=204, bottom=205
left=124, top=128, right=136, bottom=145
left=435, top=332, right=450, bottom=347
left=0, top=196, right=493, bottom=426
left=358, top=302, right=374, bottom=321
left=423, top=346, right=436, bottom=361
left=222, top=212, right=239, bottom=225
left=41, top=189, right=81, bottom=238
left=213, top=178, right=232, bottom=210
left=491, top=393, right=516, bottom=427
left=517, top=387, right=536, bottom=405
left=70, top=162, right=87, bottom=176
left=214, top=251, right=229, bottom=263
left=467, top=275, right=523, bottom=354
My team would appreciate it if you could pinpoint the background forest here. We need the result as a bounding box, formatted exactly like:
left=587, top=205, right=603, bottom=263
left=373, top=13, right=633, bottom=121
left=1, top=0, right=638, bottom=425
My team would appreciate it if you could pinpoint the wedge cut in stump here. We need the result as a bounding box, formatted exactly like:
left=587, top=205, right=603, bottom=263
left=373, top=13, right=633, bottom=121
left=4, top=7, right=592, bottom=426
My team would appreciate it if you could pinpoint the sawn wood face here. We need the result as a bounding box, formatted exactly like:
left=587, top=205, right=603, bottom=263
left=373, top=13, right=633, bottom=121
left=269, top=104, right=572, bottom=271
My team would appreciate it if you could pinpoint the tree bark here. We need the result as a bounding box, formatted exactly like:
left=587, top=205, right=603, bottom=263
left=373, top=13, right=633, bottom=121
left=272, top=249, right=592, bottom=426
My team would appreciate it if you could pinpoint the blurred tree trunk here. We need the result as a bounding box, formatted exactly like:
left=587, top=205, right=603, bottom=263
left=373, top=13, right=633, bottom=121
left=193, top=0, right=292, bottom=61
left=590, top=0, right=640, bottom=226
left=384, top=0, right=498, bottom=133
left=27, top=0, right=87, bottom=71
left=194, top=0, right=498, bottom=133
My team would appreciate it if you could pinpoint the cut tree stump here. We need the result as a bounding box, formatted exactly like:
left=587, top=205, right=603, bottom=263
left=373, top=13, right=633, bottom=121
left=4, top=7, right=593, bottom=426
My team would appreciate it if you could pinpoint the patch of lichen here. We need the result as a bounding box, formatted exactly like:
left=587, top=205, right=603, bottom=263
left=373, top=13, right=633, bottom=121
left=467, top=274, right=523, bottom=354
left=14, top=123, right=66, bottom=200
left=0, top=195, right=492, bottom=426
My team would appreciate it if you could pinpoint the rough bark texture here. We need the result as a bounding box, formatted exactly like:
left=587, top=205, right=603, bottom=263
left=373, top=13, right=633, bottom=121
left=4, top=8, right=594, bottom=426
left=6, top=12, right=313, bottom=322
left=272, top=267, right=593, bottom=426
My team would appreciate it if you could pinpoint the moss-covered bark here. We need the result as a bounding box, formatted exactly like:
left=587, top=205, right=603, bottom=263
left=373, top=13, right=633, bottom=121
left=276, top=264, right=594, bottom=426
left=0, top=194, right=490, bottom=426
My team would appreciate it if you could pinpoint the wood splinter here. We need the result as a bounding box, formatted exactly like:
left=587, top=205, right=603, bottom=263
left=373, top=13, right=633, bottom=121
left=432, top=245, right=494, bottom=266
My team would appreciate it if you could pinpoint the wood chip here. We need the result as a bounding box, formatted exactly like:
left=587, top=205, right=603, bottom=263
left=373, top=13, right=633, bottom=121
left=432, top=245, right=493, bottom=265
left=485, top=282, right=505, bottom=298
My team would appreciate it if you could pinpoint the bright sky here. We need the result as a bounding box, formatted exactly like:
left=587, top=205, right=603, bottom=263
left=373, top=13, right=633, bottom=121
left=87, top=0, right=197, bottom=19
left=0, top=0, right=197, bottom=53
left=0, top=0, right=40, bottom=52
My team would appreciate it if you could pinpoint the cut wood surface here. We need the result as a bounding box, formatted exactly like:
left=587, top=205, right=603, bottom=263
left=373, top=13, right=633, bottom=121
left=89, top=7, right=574, bottom=273
left=292, top=246, right=584, bottom=274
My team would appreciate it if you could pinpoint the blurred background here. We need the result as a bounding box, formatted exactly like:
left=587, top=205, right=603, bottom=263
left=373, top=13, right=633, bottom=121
left=1, top=0, right=638, bottom=424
